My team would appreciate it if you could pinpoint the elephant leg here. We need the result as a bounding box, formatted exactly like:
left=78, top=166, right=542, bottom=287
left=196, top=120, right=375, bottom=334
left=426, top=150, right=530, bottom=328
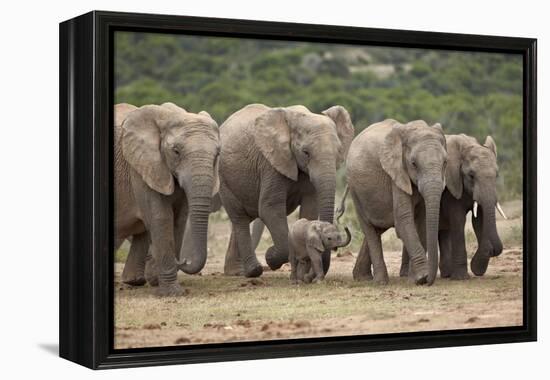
left=233, top=221, right=263, bottom=277
left=143, top=200, right=188, bottom=285
left=364, top=223, right=387, bottom=284
left=450, top=213, right=469, bottom=280
left=148, top=217, right=184, bottom=296
left=121, top=232, right=148, bottom=286
left=220, top=183, right=260, bottom=277
left=301, top=261, right=314, bottom=283
left=289, top=240, right=298, bottom=283
left=250, top=218, right=265, bottom=252
left=408, top=205, right=428, bottom=283
left=263, top=211, right=291, bottom=270
left=223, top=224, right=244, bottom=276
left=353, top=238, right=373, bottom=281
left=350, top=190, right=374, bottom=281
left=439, top=230, right=453, bottom=278
left=309, top=252, right=325, bottom=283
left=144, top=246, right=159, bottom=287
left=392, top=187, right=428, bottom=285
left=139, top=201, right=183, bottom=296
left=400, top=247, right=409, bottom=277
left=261, top=190, right=292, bottom=271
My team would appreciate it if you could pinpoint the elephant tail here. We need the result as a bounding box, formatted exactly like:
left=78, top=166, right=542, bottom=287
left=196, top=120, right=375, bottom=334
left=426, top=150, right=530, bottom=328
left=336, top=186, right=349, bottom=224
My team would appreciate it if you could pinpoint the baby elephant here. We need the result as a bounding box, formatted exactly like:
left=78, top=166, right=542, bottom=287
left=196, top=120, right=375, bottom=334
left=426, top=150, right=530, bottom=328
left=289, top=219, right=351, bottom=283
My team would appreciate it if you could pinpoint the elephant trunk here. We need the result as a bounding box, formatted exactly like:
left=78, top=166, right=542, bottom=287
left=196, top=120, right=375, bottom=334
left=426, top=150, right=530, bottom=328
left=422, top=181, right=444, bottom=285
left=178, top=156, right=214, bottom=274
left=312, top=168, right=337, bottom=274
left=340, top=226, right=352, bottom=247
left=471, top=194, right=503, bottom=276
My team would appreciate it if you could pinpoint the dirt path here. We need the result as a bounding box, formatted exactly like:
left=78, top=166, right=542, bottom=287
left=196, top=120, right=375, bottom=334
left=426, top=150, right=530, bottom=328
left=114, top=246, right=522, bottom=349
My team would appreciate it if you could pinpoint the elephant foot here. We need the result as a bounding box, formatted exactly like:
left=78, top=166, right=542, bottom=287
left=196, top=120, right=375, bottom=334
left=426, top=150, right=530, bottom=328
left=439, top=268, right=452, bottom=278
left=223, top=254, right=244, bottom=276
left=155, top=282, right=185, bottom=297
left=439, top=261, right=453, bottom=278
left=265, top=246, right=288, bottom=270
left=122, top=275, right=146, bottom=287
left=146, top=275, right=159, bottom=287
left=224, top=265, right=244, bottom=276
left=353, top=269, right=374, bottom=281
left=409, top=271, right=428, bottom=285
left=243, top=259, right=263, bottom=278
left=471, top=253, right=490, bottom=276
left=353, top=271, right=374, bottom=281
left=144, top=255, right=159, bottom=286
left=414, top=273, right=428, bottom=285
left=121, top=261, right=146, bottom=286
left=373, top=273, right=389, bottom=285
left=409, top=263, right=428, bottom=285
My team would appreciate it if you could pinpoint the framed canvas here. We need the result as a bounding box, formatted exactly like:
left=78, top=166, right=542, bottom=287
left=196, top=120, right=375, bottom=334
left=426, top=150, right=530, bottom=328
left=59, top=10, right=537, bottom=369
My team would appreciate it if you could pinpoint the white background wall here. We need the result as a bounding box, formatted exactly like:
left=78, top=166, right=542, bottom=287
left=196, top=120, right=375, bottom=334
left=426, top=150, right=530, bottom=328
left=1, top=0, right=546, bottom=378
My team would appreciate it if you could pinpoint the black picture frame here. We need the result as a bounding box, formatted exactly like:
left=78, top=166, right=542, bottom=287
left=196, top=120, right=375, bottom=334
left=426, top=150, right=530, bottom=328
left=59, top=10, right=537, bottom=369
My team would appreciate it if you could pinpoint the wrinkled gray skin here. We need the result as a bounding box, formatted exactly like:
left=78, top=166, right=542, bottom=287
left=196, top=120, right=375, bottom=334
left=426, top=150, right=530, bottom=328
left=346, top=119, right=447, bottom=285
left=288, top=219, right=351, bottom=283
left=219, top=104, right=354, bottom=277
left=400, top=134, right=503, bottom=279
left=114, top=103, right=220, bottom=296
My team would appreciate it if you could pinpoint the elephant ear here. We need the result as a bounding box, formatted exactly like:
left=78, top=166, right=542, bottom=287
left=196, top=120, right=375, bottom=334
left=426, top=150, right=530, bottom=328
left=114, top=103, right=137, bottom=128
left=322, top=105, right=355, bottom=163
left=380, top=123, right=412, bottom=195
left=306, top=223, right=325, bottom=252
left=253, top=108, right=298, bottom=181
left=199, top=110, right=212, bottom=118
left=161, top=102, right=186, bottom=114
left=122, top=105, right=175, bottom=195
left=445, top=135, right=464, bottom=199
left=484, top=135, right=497, bottom=157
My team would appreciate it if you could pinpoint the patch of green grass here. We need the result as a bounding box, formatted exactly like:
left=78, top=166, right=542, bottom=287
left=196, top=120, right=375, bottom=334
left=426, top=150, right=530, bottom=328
left=115, top=248, right=128, bottom=263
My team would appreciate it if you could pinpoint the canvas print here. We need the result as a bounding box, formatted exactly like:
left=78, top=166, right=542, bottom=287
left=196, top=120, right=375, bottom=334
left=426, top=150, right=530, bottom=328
left=113, top=32, right=523, bottom=349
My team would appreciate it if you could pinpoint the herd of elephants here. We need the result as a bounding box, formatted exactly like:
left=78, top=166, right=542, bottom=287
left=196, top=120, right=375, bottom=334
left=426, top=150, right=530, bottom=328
left=114, top=102, right=507, bottom=296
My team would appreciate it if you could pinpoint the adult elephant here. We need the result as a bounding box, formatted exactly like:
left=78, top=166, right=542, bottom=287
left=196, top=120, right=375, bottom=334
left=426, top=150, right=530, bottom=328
left=346, top=119, right=447, bottom=285
left=114, top=102, right=220, bottom=296
left=400, top=134, right=505, bottom=279
left=219, top=104, right=354, bottom=277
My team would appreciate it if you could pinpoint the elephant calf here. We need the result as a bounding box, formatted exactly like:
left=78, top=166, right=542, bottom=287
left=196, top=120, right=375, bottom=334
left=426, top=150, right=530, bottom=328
left=288, top=219, right=351, bottom=283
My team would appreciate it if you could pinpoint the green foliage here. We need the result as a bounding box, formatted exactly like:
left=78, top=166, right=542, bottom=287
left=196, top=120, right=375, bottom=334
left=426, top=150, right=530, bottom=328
left=115, top=32, right=523, bottom=199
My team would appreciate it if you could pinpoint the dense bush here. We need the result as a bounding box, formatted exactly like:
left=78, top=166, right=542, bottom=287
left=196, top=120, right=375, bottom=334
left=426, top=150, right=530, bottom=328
left=115, top=33, right=523, bottom=200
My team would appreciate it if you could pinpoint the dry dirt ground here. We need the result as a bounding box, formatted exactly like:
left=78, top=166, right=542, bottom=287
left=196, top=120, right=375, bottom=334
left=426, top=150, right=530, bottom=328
left=114, top=200, right=523, bottom=349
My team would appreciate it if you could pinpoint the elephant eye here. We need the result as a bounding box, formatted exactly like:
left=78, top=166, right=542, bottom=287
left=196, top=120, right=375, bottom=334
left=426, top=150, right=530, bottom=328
left=173, top=147, right=180, bottom=156
left=469, top=172, right=475, bottom=180
left=411, top=160, right=417, bottom=169
left=302, top=149, right=310, bottom=158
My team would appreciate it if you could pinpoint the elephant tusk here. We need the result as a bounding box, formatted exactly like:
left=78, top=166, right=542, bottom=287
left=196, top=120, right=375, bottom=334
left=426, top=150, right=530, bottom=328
left=496, top=202, right=508, bottom=220
left=176, top=258, right=187, bottom=266
left=473, top=201, right=478, bottom=218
